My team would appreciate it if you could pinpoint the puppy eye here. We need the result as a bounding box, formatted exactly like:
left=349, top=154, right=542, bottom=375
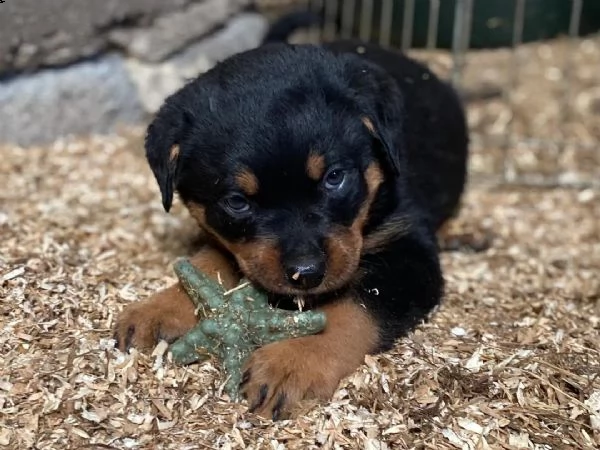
left=222, top=194, right=250, bottom=214
left=324, top=168, right=346, bottom=190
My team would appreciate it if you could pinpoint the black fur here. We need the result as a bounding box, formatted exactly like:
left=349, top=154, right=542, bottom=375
left=145, top=39, right=468, bottom=355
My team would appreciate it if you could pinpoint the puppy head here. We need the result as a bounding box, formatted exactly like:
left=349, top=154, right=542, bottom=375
left=145, top=44, right=405, bottom=295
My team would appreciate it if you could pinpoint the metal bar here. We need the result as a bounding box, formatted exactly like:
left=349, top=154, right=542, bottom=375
left=461, top=0, right=474, bottom=51
left=451, top=0, right=473, bottom=88
left=426, top=0, right=440, bottom=49
left=379, top=0, right=394, bottom=48
left=308, top=0, right=324, bottom=43
left=402, top=0, right=416, bottom=51
left=561, top=0, right=583, bottom=123
left=323, top=0, right=339, bottom=41
left=450, top=0, right=466, bottom=86
left=569, top=0, right=584, bottom=37
left=359, top=0, right=374, bottom=42
left=556, top=0, right=584, bottom=182
left=341, top=0, right=356, bottom=39
left=502, top=0, right=527, bottom=183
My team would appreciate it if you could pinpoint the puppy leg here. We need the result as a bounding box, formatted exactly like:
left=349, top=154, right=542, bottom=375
left=242, top=230, right=444, bottom=420
left=240, top=299, right=379, bottom=420
left=114, top=246, right=240, bottom=352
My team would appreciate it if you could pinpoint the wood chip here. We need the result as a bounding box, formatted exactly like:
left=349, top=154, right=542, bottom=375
left=2, top=32, right=600, bottom=446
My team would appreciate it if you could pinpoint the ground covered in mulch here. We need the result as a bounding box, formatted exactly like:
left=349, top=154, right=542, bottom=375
left=413, top=33, right=600, bottom=186
left=0, top=130, right=599, bottom=449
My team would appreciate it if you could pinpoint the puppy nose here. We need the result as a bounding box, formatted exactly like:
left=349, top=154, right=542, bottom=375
left=285, top=259, right=325, bottom=290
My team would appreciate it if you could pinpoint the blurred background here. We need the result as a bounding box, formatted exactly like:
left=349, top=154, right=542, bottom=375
left=0, top=0, right=598, bottom=188
left=1, top=0, right=599, bottom=188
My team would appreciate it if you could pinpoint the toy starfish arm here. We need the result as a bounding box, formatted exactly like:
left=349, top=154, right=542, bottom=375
left=228, top=282, right=266, bottom=306
left=249, top=310, right=327, bottom=346
left=168, top=258, right=328, bottom=400
left=168, top=323, right=218, bottom=365
left=222, top=348, right=253, bottom=401
left=173, top=259, right=226, bottom=311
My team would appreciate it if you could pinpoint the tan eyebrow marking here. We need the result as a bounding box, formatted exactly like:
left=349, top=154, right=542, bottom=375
left=306, top=151, right=326, bottom=181
left=235, top=168, right=259, bottom=195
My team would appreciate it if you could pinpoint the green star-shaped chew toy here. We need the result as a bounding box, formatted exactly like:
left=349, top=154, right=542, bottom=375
left=168, top=258, right=327, bottom=400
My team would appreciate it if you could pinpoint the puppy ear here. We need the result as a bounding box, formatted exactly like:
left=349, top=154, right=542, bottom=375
left=144, top=110, right=187, bottom=212
left=361, top=116, right=402, bottom=176
left=343, top=56, right=405, bottom=176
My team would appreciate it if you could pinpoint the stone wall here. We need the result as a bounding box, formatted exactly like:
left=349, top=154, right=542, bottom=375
left=0, top=0, right=269, bottom=146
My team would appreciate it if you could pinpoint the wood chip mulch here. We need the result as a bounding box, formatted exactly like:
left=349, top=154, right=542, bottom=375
left=1, top=127, right=599, bottom=450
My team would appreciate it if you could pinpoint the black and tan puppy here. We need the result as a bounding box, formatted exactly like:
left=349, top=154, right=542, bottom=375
left=114, top=36, right=469, bottom=419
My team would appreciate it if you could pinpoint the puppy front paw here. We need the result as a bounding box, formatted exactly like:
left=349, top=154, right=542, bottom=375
left=113, top=286, right=197, bottom=352
left=240, top=338, right=342, bottom=420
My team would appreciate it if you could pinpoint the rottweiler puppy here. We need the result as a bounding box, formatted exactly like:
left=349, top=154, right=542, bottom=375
left=114, top=33, right=469, bottom=419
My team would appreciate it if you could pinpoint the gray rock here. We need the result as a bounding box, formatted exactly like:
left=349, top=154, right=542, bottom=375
left=0, top=2, right=270, bottom=146
left=126, top=12, right=268, bottom=113
left=0, top=54, right=144, bottom=147
left=0, top=0, right=251, bottom=74
left=110, top=0, right=253, bottom=63
left=172, top=12, right=268, bottom=67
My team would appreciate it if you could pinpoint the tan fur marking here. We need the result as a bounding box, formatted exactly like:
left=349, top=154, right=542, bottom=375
left=361, top=116, right=376, bottom=134
left=169, top=144, right=180, bottom=162
left=241, top=298, right=379, bottom=419
left=186, top=202, right=286, bottom=291
left=323, top=229, right=361, bottom=291
left=236, top=169, right=259, bottom=196
left=231, top=240, right=284, bottom=291
left=321, top=162, right=384, bottom=290
left=186, top=202, right=207, bottom=227
left=306, top=152, right=326, bottom=180
left=363, top=162, right=385, bottom=196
